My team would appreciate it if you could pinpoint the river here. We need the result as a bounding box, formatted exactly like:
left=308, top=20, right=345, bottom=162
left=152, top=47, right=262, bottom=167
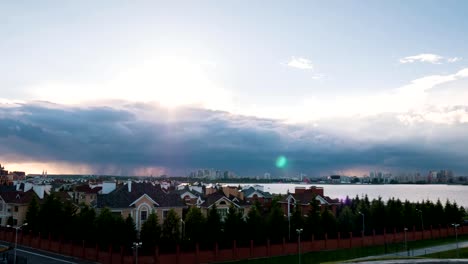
left=233, top=183, right=468, bottom=208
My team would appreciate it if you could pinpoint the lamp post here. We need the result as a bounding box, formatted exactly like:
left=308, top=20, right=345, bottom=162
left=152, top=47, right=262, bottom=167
left=358, top=211, right=365, bottom=236
left=132, top=242, right=142, bottom=264
left=296, top=228, right=303, bottom=264
left=6, top=222, right=27, bottom=264
left=452, top=224, right=460, bottom=258
left=180, top=219, right=185, bottom=240
left=404, top=228, right=408, bottom=256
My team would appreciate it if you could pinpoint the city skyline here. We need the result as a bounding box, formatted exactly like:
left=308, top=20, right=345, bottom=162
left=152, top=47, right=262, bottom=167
left=2, top=1, right=468, bottom=175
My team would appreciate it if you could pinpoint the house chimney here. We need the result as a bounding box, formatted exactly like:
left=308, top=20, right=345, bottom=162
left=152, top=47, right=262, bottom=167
left=127, top=180, right=132, bottom=192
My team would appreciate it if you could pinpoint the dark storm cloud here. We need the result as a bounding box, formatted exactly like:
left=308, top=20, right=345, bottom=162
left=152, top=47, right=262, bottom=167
left=1, top=101, right=468, bottom=176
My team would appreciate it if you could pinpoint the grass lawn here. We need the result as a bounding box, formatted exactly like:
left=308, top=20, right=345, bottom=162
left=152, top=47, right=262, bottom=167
left=222, top=235, right=468, bottom=264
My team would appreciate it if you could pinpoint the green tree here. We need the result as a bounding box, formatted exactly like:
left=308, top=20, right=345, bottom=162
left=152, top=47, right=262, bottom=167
left=321, top=209, right=337, bottom=237
left=290, top=204, right=304, bottom=241
left=162, top=209, right=180, bottom=243
left=37, top=193, right=64, bottom=238
left=122, top=214, right=137, bottom=248
left=370, top=197, right=386, bottom=233
left=266, top=199, right=286, bottom=243
left=95, top=208, right=120, bottom=248
left=140, top=212, right=161, bottom=250
left=206, top=204, right=222, bottom=244
left=184, top=206, right=206, bottom=243
left=337, top=206, right=355, bottom=234
left=74, top=205, right=96, bottom=243
left=246, top=204, right=265, bottom=244
left=223, top=204, right=245, bottom=243
left=304, top=196, right=321, bottom=239
left=25, top=197, right=40, bottom=233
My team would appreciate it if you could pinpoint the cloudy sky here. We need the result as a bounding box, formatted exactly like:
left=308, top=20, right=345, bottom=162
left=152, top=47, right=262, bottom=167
left=1, top=1, right=468, bottom=176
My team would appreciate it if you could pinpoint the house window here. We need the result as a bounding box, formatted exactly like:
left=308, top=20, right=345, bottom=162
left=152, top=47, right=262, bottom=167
left=13, top=219, right=18, bottom=226
left=141, top=210, right=148, bottom=221
left=219, top=201, right=226, bottom=205
left=112, top=211, right=122, bottom=217
left=14, top=206, right=19, bottom=212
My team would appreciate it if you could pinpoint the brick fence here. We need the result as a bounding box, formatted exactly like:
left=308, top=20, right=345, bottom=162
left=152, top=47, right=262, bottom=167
left=1, top=225, right=466, bottom=264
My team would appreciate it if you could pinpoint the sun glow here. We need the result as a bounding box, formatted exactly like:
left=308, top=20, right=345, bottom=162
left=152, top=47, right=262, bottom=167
left=30, top=55, right=233, bottom=111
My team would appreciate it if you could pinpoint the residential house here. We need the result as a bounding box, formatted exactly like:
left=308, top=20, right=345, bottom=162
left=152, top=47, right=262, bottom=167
left=197, top=191, right=250, bottom=220
left=95, top=181, right=186, bottom=231
left=72, top=184, right=102, bottom=206
left=280, top=186, right=340, bottom=217
left=0, top=190, right=39, bottom=226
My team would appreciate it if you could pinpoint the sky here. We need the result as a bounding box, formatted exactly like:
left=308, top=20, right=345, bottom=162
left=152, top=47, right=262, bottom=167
left=1, top=1, right=468, bottom=177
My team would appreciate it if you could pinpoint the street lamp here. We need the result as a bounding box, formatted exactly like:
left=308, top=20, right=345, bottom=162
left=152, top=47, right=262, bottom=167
left=452, top=224, right=460, bottom=258
left=132, top=242, right=142, bottom=264
left=6, top=222, right=27, bottom=264
left=296, top=228, right=303, bottom=264
left=404, top=228, right=408, bottom=256
left=180, top=219, right=185, bottom=240
left=358, top=211, right=365, bottom=236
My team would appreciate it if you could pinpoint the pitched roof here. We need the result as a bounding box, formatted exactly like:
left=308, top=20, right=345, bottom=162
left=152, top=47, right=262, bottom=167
left=0, top=190, right=39, bottom=204
left=75, top=184, right=102, bottom=193
left=96, top=182, right=185, bottom=208
left=243, top=187, right=273, bottom=199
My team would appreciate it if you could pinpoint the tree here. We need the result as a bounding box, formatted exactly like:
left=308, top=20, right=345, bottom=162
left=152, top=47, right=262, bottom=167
left=206, top=204, right=222, bottom=244
left=321, top=209, right=337, bottom=237
left=37, top=193, right=64, bottom=238
left=223, top=204, right=245, bottom=243
left=370, top=197, right=386, bottom=233
left=61, top=200, right=78, bottom=239
left=25, top=197, right=40, bottom=233
left=290, top=204, right=304, bottom=241
left=266, top=199, right=286, bottom=243
left=337, top=206, right=355, bottom=235
left=184, top=207, right=206, bottom=243
left=304, top=195, right=321, bottom=239
left=74, top=205, right=96, bottom=243
left=95, top=208, right=120, bottom=248
left=246, top=204, right=265, bottom=244
left=140, top=212, right=161, bottom=250
left=122, top=214, right=137, bottom=248
left=162, top=209, right=180, bottom=243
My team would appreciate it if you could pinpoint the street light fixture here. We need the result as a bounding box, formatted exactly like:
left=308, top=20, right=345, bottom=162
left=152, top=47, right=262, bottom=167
left=296, top=228, right=303, bottom=264
left=6, top=222, right=28, bottom=264
left=358, top=211, right=365, bottom=236
left=452, top=224, right=460, bottom=258
left=132, top=242, right=142, bottom=264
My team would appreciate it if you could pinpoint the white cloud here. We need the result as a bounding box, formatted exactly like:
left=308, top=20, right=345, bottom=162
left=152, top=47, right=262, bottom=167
left=447, top=57, right=462, bottom=63
left=268, top=68, right=468, bottom=122
left=399, top=53, right=462, bottom=64
left=287, top=56, right=314, bottom=70
left=399, top=53, right=444, bottom=64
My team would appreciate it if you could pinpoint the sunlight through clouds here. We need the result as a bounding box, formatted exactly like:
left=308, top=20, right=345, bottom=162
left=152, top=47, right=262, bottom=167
left=287, top=56, right=314, bottom=70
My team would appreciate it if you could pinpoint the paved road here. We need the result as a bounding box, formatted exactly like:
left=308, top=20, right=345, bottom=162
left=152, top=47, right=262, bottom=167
left=348, top=241, right=468, bottom=262
left=0, top=241, right=97, bottom=264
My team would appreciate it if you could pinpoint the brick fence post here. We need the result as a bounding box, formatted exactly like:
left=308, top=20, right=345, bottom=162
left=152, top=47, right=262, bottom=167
left=250, top=240, right=253, bottom=257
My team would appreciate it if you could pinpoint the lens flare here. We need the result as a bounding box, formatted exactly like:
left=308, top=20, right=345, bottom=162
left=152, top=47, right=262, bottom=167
left=275, top=156, right=287, bottom=168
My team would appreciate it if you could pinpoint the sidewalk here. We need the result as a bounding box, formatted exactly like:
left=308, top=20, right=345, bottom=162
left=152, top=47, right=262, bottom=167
left=348, top=241, right=468, bottom=262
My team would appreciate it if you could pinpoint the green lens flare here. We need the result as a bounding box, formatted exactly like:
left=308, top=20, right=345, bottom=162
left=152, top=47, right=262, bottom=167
left=276, top=156, right=287, bottom=168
